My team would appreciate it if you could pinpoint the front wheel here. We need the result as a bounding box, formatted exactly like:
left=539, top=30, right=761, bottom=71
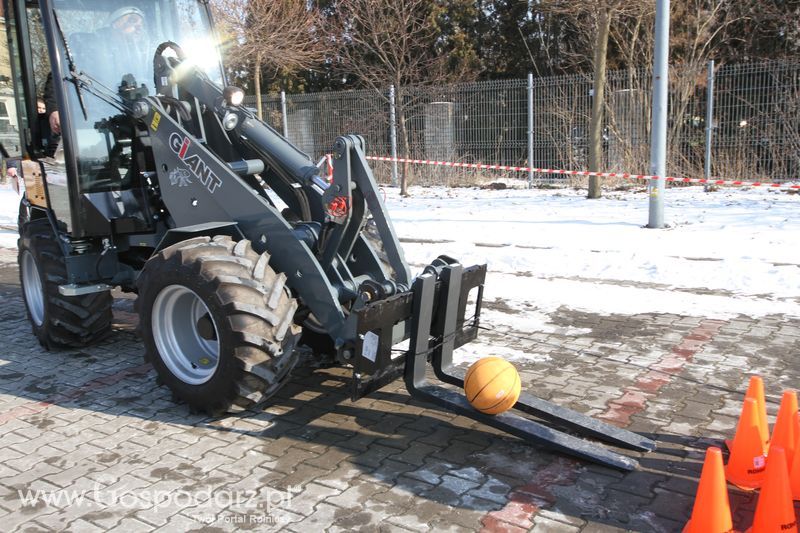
left=136, top=236, right=301, bottom=415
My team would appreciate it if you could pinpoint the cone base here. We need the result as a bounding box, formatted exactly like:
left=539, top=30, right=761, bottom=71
left=685, top=519, right=739, bottom=533
left=725, top=468, right=763, bottom=491
left=726, top=479, right=761, bottom=491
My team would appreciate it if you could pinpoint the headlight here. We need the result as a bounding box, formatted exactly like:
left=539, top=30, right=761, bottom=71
left=222, top=112, right=239, bottom=131
left=223, top=86, right=245, bottom=107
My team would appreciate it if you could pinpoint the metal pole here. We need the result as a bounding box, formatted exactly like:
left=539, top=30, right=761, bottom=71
left=527, top=73, right=534, bottom=188
left=647, top=0, right=669, bottom=229
left=389, top=85, right=399, bottom=186
left=704, top=59, right=715, bottom=180
left=280, top=90, right=289, bottom=139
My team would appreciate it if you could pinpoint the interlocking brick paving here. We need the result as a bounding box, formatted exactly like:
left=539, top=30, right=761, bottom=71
left=1, top=257, right=799, bottom=532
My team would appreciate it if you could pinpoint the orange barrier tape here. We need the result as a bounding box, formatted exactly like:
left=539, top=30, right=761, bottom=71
left=365, top=155, right=800, bottom=190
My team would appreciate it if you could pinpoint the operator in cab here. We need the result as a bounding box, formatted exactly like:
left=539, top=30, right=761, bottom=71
left=45, top=6, right=150, bottom=137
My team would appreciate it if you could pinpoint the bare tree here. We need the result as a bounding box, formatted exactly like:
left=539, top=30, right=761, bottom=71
left=328, top=0, right=476, bottom=195
left=610, top=7, right=655, bottom=70
left=544, top=0, right=644, bottom=198
left=543, top=0, right=764, bottom=195
left=667, top=0, right=758, bottom=147
left=587, top=6, right=612, bottom=198
left=211, top=0, right=324, bottom=118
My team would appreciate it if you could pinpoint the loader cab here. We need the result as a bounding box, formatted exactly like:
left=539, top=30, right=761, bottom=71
left=3, top=0, right=225, bottom=239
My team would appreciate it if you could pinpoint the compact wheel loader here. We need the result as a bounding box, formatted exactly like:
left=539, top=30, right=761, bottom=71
left=8, top=0, right=654, bottom=470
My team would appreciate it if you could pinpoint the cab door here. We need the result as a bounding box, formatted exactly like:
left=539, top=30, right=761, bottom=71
left=3, top=0, right=73, bottom=230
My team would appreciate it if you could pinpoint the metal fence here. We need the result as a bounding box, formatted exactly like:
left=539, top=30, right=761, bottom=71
left=244, top=60, right=800, bottom=187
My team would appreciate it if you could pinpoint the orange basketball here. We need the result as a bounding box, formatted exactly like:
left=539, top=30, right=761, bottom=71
left=464, top=357, right=521, bottom=415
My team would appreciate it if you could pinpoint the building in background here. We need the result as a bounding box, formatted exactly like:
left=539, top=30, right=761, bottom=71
left=0, top=3, right=21, bottom=157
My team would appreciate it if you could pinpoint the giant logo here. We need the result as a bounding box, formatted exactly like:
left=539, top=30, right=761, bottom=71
left=169, top=133, right=222, bottom=194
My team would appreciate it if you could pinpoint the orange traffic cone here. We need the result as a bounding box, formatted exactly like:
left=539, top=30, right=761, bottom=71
left=726, top=376, right=769, bottom=452
left=726, top=397, right=768, bottom=490
left=789, top=413, right=800, bottom=500
left=769, top=390, right=798, bottom=466
left=750, top=377, right=769, bottom=447
left=747, top=446, right=797, bottom=533
left=683, top=447, right=734, bottom=533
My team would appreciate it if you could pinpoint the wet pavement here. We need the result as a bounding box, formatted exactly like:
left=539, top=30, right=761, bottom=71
left=1, top=251, right=799, bottom=532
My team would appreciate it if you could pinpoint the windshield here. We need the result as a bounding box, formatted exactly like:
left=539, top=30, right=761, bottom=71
left=50, top=0, right=224, bottom=195
left=53, top=0, right=223, bottom=92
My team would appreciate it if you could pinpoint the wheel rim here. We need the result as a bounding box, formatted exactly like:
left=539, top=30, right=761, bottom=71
left=21, top=250, right=44, bottom=326
left=151, top=285, right=220, bottom=385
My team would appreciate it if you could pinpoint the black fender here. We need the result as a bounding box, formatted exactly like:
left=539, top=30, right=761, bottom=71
left=154, top=222, right=245, bottom=254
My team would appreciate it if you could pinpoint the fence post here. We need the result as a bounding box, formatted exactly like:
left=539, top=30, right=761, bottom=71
left=280, top=91, right=289, bottom=139
left=389, top=85, right=399, bottom=186
left=527, top=73, right=534, bottom=188
left=704, top=60, right=715, bottom=180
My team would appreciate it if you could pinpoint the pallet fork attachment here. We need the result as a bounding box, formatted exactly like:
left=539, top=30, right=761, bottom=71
left=354, top=262, right=656, bottom=471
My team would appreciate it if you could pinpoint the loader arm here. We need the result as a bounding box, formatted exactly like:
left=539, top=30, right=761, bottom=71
left=136, top=55, right=414, bottom=350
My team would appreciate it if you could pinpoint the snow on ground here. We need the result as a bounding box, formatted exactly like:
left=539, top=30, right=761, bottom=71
left=386, top=185, right=800, bottom=363
left=2, top=181, right=798, bottom=345
left=0, top=185, right=19, bottom=249
left=386, top=186, right=800, bottom=321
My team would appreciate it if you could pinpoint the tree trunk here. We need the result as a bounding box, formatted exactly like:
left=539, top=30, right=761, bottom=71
left=396, top=87, right=410, bottom=196
left=588, top=8, right=611, bottom=199
left=398, top=107, right=410, bottom=196
left=255, top=56, right=263, bottom=120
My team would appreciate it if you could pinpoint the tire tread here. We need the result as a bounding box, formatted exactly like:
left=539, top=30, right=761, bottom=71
left=137, top=236, right=300, bottom=414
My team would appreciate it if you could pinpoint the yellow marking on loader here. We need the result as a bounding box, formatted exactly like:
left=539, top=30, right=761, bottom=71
left=150, top=112, right=161, bottom=132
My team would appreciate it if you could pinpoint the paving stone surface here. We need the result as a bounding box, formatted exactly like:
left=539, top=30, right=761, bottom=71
left=1, top=255, right=799, bottom=532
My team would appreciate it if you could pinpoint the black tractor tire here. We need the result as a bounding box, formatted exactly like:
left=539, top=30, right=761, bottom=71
left=18, top=198, right=29, bottom=231
left=136, top=236, right=301, bottom=415
left=18, top=219, right=113, bottom=348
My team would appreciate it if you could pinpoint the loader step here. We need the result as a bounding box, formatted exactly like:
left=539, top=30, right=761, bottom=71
left=58, top=283, right=113, bottom=296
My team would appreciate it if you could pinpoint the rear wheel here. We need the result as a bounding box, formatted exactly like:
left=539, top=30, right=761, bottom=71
left=136, top=236, right=301, bottom=415
left=18, top=220, right=113, bottom=348
left=18, top=198, right=29, bottom=231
